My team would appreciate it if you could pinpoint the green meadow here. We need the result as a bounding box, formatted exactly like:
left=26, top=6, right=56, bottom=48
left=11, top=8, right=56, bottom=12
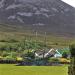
left=0, top=64, right=68, bottom=75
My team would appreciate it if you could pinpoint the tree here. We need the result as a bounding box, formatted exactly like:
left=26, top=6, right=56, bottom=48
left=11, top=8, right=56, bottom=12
left=22, top=51, right=35, bottom=62
left=70, top=44, right=75, bottom=57
left=62, top=52, right=68, bottom=58
left=68, top=44, right=75, bottom=75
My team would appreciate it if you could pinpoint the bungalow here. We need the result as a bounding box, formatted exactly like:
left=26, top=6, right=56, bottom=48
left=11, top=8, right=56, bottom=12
left=32, top=48, right=62, bottom=58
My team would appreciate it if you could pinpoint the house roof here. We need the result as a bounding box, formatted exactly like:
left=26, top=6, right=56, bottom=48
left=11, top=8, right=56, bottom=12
left=32, top=48, right=62, bottom=58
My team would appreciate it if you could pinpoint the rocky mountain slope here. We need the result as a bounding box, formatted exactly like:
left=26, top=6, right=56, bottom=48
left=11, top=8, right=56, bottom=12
left=0, top=0, right=75, bottom=36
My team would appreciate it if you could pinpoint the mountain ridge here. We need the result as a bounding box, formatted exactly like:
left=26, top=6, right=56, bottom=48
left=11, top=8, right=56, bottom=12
left=0, top=0, right=75, bottom=36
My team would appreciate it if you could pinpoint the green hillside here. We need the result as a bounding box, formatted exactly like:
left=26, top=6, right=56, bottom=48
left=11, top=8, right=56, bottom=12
left=0, top=23, right=75, bottom=48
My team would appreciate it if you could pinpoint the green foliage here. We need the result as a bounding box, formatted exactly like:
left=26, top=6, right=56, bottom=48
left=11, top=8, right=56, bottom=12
left=70, top=44, right=75, bottom=57
left=3, top=56, right=15, bottom=60
left=48, top=58, right=59, bottom=62
left=22, top=51, right=35, bottom=62
left=62, top=52, right=68, bottom=58
left=17, top=40, right=49, bottom=51
left=0, top=44, right=18, bottom=52
left=2, top=51, right=9, bottom=57
left=0, top=39, right=18, bottom=43
left=0, top=51, right=17, bottom=60
left=8, top=39, right=18, bottom=43
left=25, top=52, right=35, bottom=59
left=0, top=39, right=8, bottom=42
left=0, top=39, right=50, bottom=60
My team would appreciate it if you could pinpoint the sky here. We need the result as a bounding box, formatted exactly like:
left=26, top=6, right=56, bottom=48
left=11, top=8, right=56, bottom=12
left=62, top=0, right=75, bottom=7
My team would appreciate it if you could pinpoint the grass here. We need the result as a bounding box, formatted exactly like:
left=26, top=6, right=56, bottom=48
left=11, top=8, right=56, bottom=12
left=0, top=64, right=68, bottom=75
left=0, top=23, right=75, bottom=48
left=0, top=24, right=69, bottom=75
left=0, top=31, right=74, bottom=48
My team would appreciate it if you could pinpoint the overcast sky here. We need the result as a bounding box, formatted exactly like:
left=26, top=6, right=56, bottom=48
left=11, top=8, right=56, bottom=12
left=62, top=0, right=75, bottom=7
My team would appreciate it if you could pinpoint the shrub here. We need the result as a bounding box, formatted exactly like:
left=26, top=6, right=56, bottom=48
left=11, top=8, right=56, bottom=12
left=3, top=56, right=15, bottom=60
left=0, top=39, right=7, bottom=42
left=62, top=52, right=68, bottom=58
left=59, top=58, right=70, bottom=63
left=16, top=57, right=23, bottom=61
left=48, top=57, right=59, bottom=62
left=0, top=56, right=3, bottom=60
left=8, top=39, right=18, bottom=43
left=2, top=51, right=8, bottom=57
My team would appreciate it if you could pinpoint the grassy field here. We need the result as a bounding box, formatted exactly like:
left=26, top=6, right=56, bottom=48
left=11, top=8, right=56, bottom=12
left=0, top=64, right=68, bottom=75
left=0, top=31, right=74, bottom=48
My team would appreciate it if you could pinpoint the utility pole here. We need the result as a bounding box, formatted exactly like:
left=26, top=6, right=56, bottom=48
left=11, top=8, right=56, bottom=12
left=45, top=32, right=47, bottom=47
left=43, top=32, right=47, bottom=59
left=35, top=31, right=38, bottom=50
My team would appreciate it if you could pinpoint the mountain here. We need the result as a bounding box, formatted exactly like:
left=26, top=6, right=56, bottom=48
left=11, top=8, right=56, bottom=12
left=0, top=0, right=75, bottom=36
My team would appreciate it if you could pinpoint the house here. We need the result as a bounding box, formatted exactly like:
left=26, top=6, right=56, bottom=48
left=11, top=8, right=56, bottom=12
left=54, top=49, right=62, bottom=58
left=32, top=48, right=62, bottom=58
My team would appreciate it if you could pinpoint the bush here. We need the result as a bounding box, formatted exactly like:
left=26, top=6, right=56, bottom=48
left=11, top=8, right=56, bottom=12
left=8, top=39, right=18, bottom=43
left=3, top=56, right=15, bottom=60
left=0, top=56, right=3, bottom=60
left=62, top=52, right=68, bottom=58
left=59, top=58, right=70, bottom=63
left=23, top=52, right=35, bottom=59
left=48, top=58, right=59, bottom=62
left=0, top=39, right=18, bottom=43
left=0, top=40, right=7, bottom=42
left=2, top=51, right=8, bottom=57
left=16, top=57, right=23, bottom=61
